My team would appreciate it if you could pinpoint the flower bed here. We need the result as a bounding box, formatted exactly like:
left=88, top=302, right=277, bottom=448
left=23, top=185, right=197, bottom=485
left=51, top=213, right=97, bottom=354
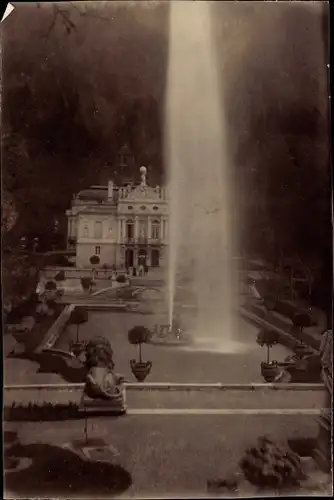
left=4, top=401, right=80, bottom=421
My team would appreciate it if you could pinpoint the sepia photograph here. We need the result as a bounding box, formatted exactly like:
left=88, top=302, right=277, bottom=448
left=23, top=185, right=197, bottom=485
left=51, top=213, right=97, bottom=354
left=1, top=0, right=332, bottom=497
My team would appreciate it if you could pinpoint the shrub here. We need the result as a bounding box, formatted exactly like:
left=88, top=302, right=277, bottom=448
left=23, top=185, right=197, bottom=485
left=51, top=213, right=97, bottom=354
left=256, top=328, right=279, bottom=347
left=128, top=325, right=150, bottom=362
left=292, top=311, right=312, bottom=332
left=70, top=307, right=88, bottom=325
left=45, top=280, right=57, bottom=291
left=54, top=270, right=65, bottom=282
left=240, top=436, right=304, bottom=488
left=55, top=255, right=71, bottom=267
left=81, top=277, right=93, bottom=291
left=90, top=255, right=100, bottom=266
left=70, top=307, right=88, bottom=341
left=116, top=274, right=127, bottom=283
left=257, top=328, right=279, bottom=364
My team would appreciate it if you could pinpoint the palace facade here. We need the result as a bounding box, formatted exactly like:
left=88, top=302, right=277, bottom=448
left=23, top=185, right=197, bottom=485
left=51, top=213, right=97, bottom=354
left=66, top=166, right=169, bottom=269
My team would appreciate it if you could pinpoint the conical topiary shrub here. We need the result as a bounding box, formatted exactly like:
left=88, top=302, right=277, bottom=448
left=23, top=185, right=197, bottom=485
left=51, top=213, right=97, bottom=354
left=128, top=326, right=152, bottom=382
left=257, top=328, right=280, bottom=382
left=70, top=307, right=89, bottom=343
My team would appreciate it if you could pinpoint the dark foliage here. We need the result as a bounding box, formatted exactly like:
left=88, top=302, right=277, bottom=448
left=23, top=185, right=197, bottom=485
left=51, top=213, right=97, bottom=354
left=128, top=326, right=151, bottom=345
left=3, top=441, right=132, bottom=495
left=90, top=255, right=100, bottom=266
left=54, top=255, right=73, bottom=267
left=54, top=270, right=65, bottom=281
left=81, top=277, right=93, bottom=290
left=292, top=311, right=313, bottom=331
left=116, top=274, right=127, bottom=283
left=256, top=328, right=279, bottom=347
left=70, top=307, right=88, bottom=325
left=45, top=280, right=57, bottom=291
left=240, top=436, right=305, bottom=488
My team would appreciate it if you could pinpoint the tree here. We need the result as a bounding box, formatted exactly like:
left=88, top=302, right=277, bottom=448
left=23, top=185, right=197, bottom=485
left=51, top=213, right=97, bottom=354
left=128, top=326, right=150, bottom=362
left=70, top=307, right=88, bottom=342
left=90, top=255, right=100, bottom=266
left=256, top=328, right=279, bottom=364
left=292, top=310, right=313, bottom=334
left=116, top=274, right=127, bottom=283
left=45, top=281, right=57, bottom=291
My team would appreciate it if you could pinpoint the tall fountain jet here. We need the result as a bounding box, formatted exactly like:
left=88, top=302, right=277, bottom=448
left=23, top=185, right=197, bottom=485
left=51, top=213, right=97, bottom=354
left=165, top=1, right=239, bottom=351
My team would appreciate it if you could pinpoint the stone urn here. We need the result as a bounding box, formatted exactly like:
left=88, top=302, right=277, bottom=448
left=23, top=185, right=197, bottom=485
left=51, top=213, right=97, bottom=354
left=261, top=361, right=279, bottom=382
left=130, top=359, right=152, bottom=382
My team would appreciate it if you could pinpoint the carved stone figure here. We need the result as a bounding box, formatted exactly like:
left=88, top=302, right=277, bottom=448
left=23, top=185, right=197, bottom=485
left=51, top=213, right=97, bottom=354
left=84, top=337, right=124, bottom=401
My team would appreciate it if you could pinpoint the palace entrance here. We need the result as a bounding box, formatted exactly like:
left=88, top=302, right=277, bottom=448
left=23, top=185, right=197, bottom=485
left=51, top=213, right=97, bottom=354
left=151, top=249, right=160, bottom=267
left=138, top=249, right=147, bottom=267
left=125, top=248, right=134, bottom=268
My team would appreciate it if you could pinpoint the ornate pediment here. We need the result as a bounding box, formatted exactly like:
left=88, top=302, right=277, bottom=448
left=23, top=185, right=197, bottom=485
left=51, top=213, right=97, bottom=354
left=122, top=185, right=162, bottom=202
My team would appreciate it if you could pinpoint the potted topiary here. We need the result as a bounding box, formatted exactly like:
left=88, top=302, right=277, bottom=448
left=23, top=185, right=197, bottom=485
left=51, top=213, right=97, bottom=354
left=128, top=326, right=152, bottom=382
left=292, top=310, right=313, bottom=337
left=69, top=307, right=88, bottom=355
left=257, top=328, right=280, bottom=382
left=116, top=274, right=127, bottom=283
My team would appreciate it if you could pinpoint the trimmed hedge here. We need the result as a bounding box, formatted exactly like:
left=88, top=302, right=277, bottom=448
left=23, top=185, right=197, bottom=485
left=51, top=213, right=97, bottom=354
left=116, top=274, right=127, bottom=283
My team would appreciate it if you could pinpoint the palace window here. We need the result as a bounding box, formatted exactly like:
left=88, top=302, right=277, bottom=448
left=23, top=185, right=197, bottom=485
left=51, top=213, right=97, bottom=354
left=152, top=220, right=160, bottom=240
left=83, top=225, right=89, bottom=237
left=95, top=246, right=101, bottom=255
left=95, top=221, right=102, bottom=238
left=126, top=219, right=134, bottom=239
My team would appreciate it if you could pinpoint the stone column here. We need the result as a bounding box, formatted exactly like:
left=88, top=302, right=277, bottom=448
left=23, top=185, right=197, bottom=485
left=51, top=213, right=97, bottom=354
left=147, top=247, right=151, bottom=267
left=148, top=217, right=152, bottom=240
left=134, top=216, right=139, bottom=240
left=117, top=218, right=122, bottom=244
left=160, top=218, right=164, bottom=240
left=122, top=218, right=126, bottom=242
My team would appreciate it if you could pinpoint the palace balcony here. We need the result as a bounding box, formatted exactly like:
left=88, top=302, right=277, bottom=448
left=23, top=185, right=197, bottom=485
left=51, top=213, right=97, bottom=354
left=123, top=236, right=162, bottom=245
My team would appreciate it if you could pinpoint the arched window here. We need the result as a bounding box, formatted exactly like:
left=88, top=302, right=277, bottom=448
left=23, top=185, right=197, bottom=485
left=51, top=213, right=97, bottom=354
left=126, top=219, right=134, bottom=239
left=152, top=219, right=160, bottom=240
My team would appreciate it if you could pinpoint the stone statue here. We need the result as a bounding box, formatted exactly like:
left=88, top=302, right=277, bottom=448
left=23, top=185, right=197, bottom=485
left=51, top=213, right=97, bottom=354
left=84, top=337, right=125, bottom=401
left=140, top=166, right=147, bottom=187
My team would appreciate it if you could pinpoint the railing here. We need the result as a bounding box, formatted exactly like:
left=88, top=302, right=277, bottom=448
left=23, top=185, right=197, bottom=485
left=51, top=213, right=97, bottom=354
left=3, top=382, right=326, bottom=418
left=124, top=237, right=135, bottom=244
